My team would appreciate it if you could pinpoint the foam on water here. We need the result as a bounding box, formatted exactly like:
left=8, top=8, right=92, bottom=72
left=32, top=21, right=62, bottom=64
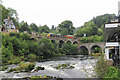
left=1, top=55, right=97, bottom=78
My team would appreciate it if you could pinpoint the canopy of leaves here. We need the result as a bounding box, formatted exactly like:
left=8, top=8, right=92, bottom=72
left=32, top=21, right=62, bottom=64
left=92, top=14, right=116, bottom=28
left=60, top=43, right=78, bottom=55
left=30, top=23, right=38, bottom=32
left=76, top=21, right=99, bottom=37
left=80, top=35, right=104, bottom=43
left=76, top=14, right=116, bottom=37
left=39, top=25, right=50, bottom=33
left=58, top=20, right=75, bottom=35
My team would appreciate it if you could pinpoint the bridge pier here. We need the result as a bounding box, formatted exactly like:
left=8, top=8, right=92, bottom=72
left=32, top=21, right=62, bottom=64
left=88, top=50, right=91, bottom=55
left=102, top=49, right=104, bottom=54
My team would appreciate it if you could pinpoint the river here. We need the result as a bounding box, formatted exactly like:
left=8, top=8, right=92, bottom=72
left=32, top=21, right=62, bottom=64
left=0, top=55, right=98, bottom=78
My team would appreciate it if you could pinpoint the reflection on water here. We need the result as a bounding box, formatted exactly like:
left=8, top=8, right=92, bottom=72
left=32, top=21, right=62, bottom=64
left=0, top=55, right=97, bottom=78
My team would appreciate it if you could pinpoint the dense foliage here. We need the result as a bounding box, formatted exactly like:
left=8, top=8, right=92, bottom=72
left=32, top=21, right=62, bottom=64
left=59, top=42, right=78, bottom=55
left=92, top=14, right=116, bottom=28
left=76, top=21, right=99, bottom=37
left=76, top=14, right=116, bottom=42
left=2, top=32, right=79, bottom=65
left=80, top=35, right=104, bottom=43
left=104, top=67, right=120, bottom=78
left=76, top=15, right=107, bottom=43
left=96, top=54, right=120, bottom=79
left=95, top=54, right=114, bottom=78
left=58, top=20, right=75, bottom=35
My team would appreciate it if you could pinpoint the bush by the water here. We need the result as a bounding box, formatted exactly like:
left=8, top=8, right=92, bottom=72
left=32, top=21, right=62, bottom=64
left=104, top=67, right=120, bottom=78
left=95, top=53, right=113, bottom=78
left=2, top=66, right=8, bottom=71
left=91, top=53, right=102, bottom=57
left=19, top=62, right=35, bottom=72
left=7, top=62, right=35, bottom=73
left=23, top=75, right=63, bottom=80
left=2, top=32, right=79, bottom=65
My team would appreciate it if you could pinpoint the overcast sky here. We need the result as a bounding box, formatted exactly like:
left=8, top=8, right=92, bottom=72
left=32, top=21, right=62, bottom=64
left=2, top=0, right=120, bottom=28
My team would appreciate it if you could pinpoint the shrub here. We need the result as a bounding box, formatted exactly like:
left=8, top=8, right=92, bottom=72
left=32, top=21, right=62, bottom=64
left=25, top=63, right=35, bottom=72
left=28, top=54, right=37, bottom=62
left=2, top=66, right=8, bottom=71
left=19, top=62, right=35, bottom=72
left=95, top=54, right=113, bottom=78
left=91, top=53, right=102, bottom=57
left=104, top=67, right=120, bottom=78
left=9, top=32, right=20, bottom=38
left=7, top=68, right=15, bottom=73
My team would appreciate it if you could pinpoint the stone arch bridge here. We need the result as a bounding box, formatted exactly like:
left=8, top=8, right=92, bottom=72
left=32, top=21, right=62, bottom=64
left=47, top=37, right=105, bottom=54
left=34, top=35, right=105, bottom=54
left=79, top=42, right=105, bottom=54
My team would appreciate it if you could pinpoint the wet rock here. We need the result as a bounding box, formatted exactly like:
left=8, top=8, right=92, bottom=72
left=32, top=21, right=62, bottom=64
left=53, top=63, right=75, bottom=69
left=34, top=66, right=45, bottom=72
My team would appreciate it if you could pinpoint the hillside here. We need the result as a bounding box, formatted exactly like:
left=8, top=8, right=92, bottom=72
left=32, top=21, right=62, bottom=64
left=76, top=14, right=116, bottom=37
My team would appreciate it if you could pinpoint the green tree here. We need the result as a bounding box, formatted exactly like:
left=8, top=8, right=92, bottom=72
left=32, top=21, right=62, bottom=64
left=27, top=41, right=40, bottom=56
left=76, top=21, right=98, bottom=37
left=76, top=14, right=116, bottom=37
left=9, top=37, right=21, bottom=55
left=20, top=33, right=31, bottom=40
left=1, top=5, right=9, bottom=22
left=80, top=35, right=104, bottom=43
left=92, top=14, right=116, bottom=28
left=30, top=23, right=38, bottom=32
left=19, top=41, right=29, bottom=55
left=61, top=43, right=78, bottom=55
left=19, top=21, right=29, bottom=32
left=58, top=20, right=75, bottom=35
left=2, top=45, right=13, bottom=63
left=39, top=37, right=57, bottom=58
left=9, top=32, right=20, bottom=38
left=8, top=8, right=19, bottom=21
left=60, top=28, right=68, bottom=35
left=1, top=5, right=19, bottom=26
left=39, top=25, right=50, bottom=33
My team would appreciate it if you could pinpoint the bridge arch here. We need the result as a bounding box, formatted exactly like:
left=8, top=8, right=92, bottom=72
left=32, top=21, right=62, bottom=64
left=79, top=42, right=105, bottom=54
left=91, top=45, right=102, bottom=53
left=51, top=39, right=56, bottom=43
left=73, top=41, right=78, bottom=44
left=79, top=46, right=89, bottom=55
left=59, top=40, right=65, bottom=48
left=66, top=40, right=72, bottom=43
